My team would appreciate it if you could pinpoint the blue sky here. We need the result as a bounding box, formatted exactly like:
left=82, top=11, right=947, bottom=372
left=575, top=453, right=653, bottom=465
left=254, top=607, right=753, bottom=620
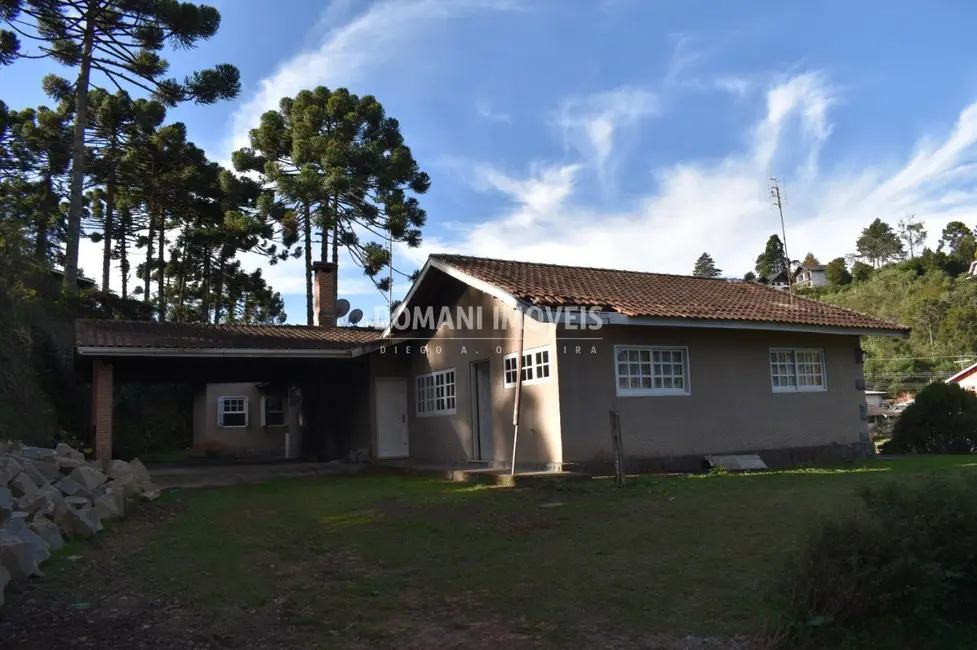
left=5, top=0, right=977, bottom=324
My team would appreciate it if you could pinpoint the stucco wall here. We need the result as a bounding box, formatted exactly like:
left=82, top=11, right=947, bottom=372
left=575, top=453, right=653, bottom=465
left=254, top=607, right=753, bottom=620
left=390, top=285, right=562, bottom=465
left=193, top=382, right=299, bottom=456
left=557, top=326, right=867, bottom=462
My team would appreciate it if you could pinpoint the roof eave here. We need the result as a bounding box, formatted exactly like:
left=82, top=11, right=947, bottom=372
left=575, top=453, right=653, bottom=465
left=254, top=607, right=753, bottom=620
left=592, top=313, right=910, bottom=338
left=75, top=346, right=356, bottom=359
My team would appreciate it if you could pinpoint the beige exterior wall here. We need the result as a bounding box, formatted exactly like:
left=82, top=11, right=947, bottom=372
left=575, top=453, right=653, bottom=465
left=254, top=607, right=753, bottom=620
left=193, top=383, right=300, bottom=457
left=557, top=326, right=867, bottom=462
left=391, top=286, right=563, bottom=465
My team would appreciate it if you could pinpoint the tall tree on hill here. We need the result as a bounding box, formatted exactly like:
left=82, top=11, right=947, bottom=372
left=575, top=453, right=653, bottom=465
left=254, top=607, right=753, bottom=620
left=898, top=214, right=926, bottom=259
left=84, top=89, right=165, bottom=296
left=937, top=221, right=976, bottom=266
left=802, top=252, right=820, bottom=266
left=755, top=234, right=789, bottom=278
left=17, top=102, right=73, bottom=262
left=692, top=252, right=721, bottom=278
left=856, top=218, right=905, bottom=268
left=235, top=86, right=431, bottom=325
left=1, top=0, right=240, bottom=293
left=824, top=257, right=852, bottom=286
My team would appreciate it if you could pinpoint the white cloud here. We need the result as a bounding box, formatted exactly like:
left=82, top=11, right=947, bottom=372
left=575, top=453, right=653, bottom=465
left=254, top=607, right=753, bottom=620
left=416, top=72, right=977, bottom=279
left=224, top=0, right=521, bottom=157
left=475, top=98, right=512, bottom=123
left=553, top=86, right=659, bottom=185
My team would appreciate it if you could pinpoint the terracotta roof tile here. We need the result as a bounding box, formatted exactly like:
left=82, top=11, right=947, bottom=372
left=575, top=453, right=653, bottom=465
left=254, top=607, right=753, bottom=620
left=431, top=254, right=907, bottom=333
left=76, top=320, right=383, bottom=350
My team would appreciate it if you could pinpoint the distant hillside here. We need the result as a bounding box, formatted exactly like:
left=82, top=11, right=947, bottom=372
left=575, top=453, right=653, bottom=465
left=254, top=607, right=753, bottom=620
left=797, top=252, right=976, bottom=394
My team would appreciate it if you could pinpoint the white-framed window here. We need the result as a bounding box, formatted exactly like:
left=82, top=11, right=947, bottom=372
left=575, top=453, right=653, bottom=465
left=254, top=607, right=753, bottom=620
left=770, top=348, right=827, bottom=392
left=218, top=396, right=248, bottom=428
left=614, top=346, right=690, bottom=397
left=416, top=368, right=456, bottom=416
left=503, top=345, right=552, bottom=388
left=261, top=395, right=287, bottom=427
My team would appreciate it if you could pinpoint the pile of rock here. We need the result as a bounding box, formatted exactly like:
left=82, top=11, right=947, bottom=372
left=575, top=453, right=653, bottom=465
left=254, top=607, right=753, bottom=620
left=0, top=442, right=159, bottom=605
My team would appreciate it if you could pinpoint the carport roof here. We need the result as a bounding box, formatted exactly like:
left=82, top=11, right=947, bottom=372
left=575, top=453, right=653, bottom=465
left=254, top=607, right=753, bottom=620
left=76, top=319, right=383, bottom=353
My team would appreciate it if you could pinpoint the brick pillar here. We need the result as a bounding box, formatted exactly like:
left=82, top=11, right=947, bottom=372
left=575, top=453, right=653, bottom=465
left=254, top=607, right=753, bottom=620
left=312, top=261, right=337, bottom=327
left=93, top=360, right=114, bottom=461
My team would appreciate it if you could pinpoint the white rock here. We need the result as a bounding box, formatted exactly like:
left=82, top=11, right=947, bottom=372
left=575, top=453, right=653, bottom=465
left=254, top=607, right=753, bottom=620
left=55, top=477, right=92, bottom=500
left=107, top=475, right=140, bottom=500
left=0, top=467, right=15, bottom=487
left=0, top=523, right=49, bottom=579
left=8, top=472, right=38, bottom=498
left=67, top=466, right=107, bottom=491
left=19, top=447, right=57, bottom=463
left=54, top=443, right=85, bottom=461
left=29, top=515, right=64, bottom=551
left=64, top=496, right=91, bottom=510
left=0, top=487, right=11, bottom=525
left=128, top=458, right=153, bottom=487
left=0, top=456, right=24, bottom=474
left=54, top=504, right=98, bottom=540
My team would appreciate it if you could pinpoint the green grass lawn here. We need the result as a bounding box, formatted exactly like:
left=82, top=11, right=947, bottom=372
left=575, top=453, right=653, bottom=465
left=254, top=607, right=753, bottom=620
left=21, top=456, right=977, bottom=648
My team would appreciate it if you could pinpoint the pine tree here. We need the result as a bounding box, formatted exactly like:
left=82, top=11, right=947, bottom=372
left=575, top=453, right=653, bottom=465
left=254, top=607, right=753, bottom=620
left=937, top=221, right=976, bottom=266
left=755, top=234, right=788, bottom=278
left=856, top=218, right=905, bottom=268
left=692, top=252, right=721, bottom=278
left=1, top=0, right=240, bottom=293
left=84, top=89, right=165, bottom=295
left=234, top=86, right=430, bottom=324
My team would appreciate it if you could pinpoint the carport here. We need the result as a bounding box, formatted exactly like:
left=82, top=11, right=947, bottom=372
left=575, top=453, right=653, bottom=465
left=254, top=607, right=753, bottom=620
left=74, top=319, right=384, bottom=460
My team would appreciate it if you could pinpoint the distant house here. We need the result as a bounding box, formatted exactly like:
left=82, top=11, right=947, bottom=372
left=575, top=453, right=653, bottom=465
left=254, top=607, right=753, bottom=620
left=946, top=362, right=977, bottom=393
left=864, top=390, right=888, bottom=408
left=793, top=264, right=828, bottom=288
left=763, top=269, right=791, bottom=290
left=50, top=267, right=97, bottom=291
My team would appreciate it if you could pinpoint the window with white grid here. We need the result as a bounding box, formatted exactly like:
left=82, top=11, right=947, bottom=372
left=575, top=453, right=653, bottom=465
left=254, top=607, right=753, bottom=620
left=416, top=368, right=456, bottom=416
left=503, top=346, right=552, bottom=388
left=770, top=348, right=826, bottom=392
left=614, top=346, right=690, bottom=396
left=218, top=396, right=248, bottom=428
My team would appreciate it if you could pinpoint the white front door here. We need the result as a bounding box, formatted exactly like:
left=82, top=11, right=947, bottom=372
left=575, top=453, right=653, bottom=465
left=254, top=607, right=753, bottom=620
left=376, top=378, right=409, bottom=459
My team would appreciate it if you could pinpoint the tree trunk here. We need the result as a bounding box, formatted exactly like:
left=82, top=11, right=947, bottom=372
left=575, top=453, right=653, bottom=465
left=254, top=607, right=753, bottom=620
left=34, top=177, right=52, bottom=261
left=200, top=251, right=211, bottom=322
left=331, top=196, right=339, bottom=309
left=157, top=219, right=165, bottom=320
left=101, top=182, right=115, bottom=297
left=119, top=210, right=128, bottom=299
left=144, top=207, right=154, bottom=304
left=62, top=2, right=97, bottom=294
left=176, top=238, right=188, bottom=322
left=214, top=255, right=226, bottom=323
left=304, top=202, right=313, bottom=326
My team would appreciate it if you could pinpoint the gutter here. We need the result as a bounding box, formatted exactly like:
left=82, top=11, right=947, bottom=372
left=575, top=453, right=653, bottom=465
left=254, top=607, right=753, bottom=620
left=75, top=346, right=355, bottom=359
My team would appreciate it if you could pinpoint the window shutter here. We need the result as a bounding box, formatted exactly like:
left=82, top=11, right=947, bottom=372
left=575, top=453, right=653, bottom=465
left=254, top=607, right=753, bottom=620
left=217, top=397, right=224, bottom=427
left=260, top=397, right=267, bottom=427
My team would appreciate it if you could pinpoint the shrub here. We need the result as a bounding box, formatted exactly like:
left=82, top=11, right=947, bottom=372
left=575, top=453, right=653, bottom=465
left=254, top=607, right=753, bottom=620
left=886, top=383, right=977, bottom=454
left=773, top=478, right=977, bottom=648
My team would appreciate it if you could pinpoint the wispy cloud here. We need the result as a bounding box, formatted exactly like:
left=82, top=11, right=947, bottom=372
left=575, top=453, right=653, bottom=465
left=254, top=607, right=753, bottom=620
left=223, top=0, right=521, bottom=158
left=475, top=98, right=512, bottom=123
left=552, top=86, right=659, bottom=186
left=418, top=71, right=976, bottom=279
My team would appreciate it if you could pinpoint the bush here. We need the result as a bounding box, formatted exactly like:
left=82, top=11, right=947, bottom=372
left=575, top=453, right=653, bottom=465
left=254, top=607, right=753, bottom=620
left=884, top=383, right=977, bottom=454
left=773, top=478, right=977, bottom=648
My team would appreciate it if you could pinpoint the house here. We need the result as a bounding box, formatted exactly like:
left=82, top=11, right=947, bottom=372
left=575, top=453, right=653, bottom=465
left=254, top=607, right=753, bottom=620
left=946, top=361, right=977, bottom=393
left=763, top=269, right=791, bottom=290
left=76, top=254, right=909, bottom=471
left=793, top=264, right=828, bottom=288
left=49, top=267, right=97, bottom=291
left=864, top=390, right=889, bottom=408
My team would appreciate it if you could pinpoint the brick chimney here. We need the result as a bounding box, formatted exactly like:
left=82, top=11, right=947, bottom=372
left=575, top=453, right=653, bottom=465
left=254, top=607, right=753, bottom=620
left=312, top=261, right=337, bottom=327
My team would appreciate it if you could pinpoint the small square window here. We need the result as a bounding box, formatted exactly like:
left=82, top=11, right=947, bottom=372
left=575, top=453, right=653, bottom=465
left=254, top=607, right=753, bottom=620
left=219, top=397, right=248, bottom=428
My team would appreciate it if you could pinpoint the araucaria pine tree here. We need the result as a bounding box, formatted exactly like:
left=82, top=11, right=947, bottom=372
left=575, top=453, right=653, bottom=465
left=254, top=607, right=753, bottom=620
left=692, top=252, right=721, bottom=278
left=1, top=0, right=240, bottom=293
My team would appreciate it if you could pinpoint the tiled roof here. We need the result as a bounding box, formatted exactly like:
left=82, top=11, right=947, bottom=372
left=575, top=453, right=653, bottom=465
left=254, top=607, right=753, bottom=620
left=431, top=254, right=908, bottom=333
left=76, top=319, right=383, bottom=350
